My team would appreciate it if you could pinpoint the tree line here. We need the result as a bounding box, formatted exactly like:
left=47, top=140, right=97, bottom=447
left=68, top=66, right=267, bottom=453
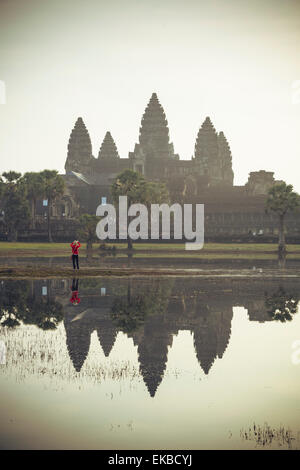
left=0, top=170, right=65, bottom=241
left=0, top=167, right=300, bottom=254
left=111, top=170, right=300, bottom=254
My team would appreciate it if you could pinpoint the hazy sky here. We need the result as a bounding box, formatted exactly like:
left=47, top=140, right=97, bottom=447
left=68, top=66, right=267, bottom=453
left=0, top=0, right=300, bottom=189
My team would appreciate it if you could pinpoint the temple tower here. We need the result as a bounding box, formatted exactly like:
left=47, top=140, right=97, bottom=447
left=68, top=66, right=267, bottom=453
left=65, top=117, right=93, bottom=174
left=217, top=131, right=234, bottom=186
left=193, top=322, right=218, bottom=375
left=98, top=131, right=120, bottom=160
left=193, top=308, right=232, bottom=374
left=96, top=322, right=118, bottom=357
left=130, top=93, right=179, bottom=178
left=194, top=117, right=234, bottom=186
left=137, top=321, right=173, bottom=397
left=194, top=117, right=219, bottom=183
left=245, top=170, right=275, bottom=195
left=64, top=312, right=93, bottom=372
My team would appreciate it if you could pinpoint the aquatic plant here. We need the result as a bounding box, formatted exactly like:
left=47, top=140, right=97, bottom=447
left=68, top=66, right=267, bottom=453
left=240, top=422, right=297, bottom=449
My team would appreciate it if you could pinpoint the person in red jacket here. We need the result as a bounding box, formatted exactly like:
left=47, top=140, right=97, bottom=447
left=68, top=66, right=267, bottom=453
left=70, top=278, right=80, bottom=305
left=70, top=240, right=81, bottom=269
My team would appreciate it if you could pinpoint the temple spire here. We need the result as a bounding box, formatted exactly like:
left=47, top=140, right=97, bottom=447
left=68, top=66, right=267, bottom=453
left=194, top=116, right=218, bottom=167
left=139, top=93, right=170, bottom=156
left=65, top=117, right=93, bottom=173
left=96, top=324, right=117, bottom=357
left=130, top=93, right=178, bottom=178
left=193, top=325, right=217, bottom=375
left=217, top=131, right=234, bottom=186
left=98, top=131, right=120, bottom=159
left=64, top=312, right=92, bottom=372
left=137, top=322, right=173, bottom=397
left=194, top=117, right=234, bottom=186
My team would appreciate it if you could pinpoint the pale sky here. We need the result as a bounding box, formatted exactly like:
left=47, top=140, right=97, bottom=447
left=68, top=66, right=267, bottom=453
left=0, top=0, right=300, bottom=189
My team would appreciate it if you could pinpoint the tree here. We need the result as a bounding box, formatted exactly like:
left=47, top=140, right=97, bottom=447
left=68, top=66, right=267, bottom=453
left=40, top=170, right=65, bottom=242
left=266, top=182, right=300, bottom=254
left=111, top=290, right=148, bottom=333
left=2, top=171, right=22, bottom=184
left=0, top=279, right=64, bottom=330
left=0, top=175, right=4, bottom=196
left=0, top=280, right=30, bottom=328
left=78, top=214, right=100, bottom=252
left=265, top=287, right=299, bottom=323
left=21, top=172, right=45, bottom=229
left=110, top=280, right=152, bottom=333
left=111, top=170, right=147, bottom=250
left=110, top=279, right=173, bottom=333
left=144, top=180, right=170, bottom=207
left=111, top=169, right=169, bottom=249
left=1, top=172, right=31, bottom=241
left=24, top=297, right=63, bottom=330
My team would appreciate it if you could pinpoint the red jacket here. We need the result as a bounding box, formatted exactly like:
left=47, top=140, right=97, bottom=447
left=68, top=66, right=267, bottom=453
left=70, top=290, right=81, bottom=304
left=70, top=242, right=81, bottom=255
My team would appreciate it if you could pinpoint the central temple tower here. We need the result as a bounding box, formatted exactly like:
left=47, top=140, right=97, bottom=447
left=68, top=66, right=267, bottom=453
left=129, top=93, right=179, bottom=178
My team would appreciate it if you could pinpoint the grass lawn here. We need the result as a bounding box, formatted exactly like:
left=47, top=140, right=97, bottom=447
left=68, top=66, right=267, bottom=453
left=0, top=241, right=299, bottom=257
left=0, top=242, right=76, bottom=252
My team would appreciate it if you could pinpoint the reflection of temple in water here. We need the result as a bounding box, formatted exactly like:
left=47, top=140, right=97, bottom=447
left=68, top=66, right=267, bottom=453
left=64, top=295, right=118, bottom=372
left=44, top=278, right=300, bottom=397
left=131, top=319, right=174, bottom=397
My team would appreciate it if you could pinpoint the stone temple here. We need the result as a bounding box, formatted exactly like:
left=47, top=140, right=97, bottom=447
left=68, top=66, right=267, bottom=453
left=45, top=93, right=300, bottom=240
left=64, top=93, right=235, bottom=194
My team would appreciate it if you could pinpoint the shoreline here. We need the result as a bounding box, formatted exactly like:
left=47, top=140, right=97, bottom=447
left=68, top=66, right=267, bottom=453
left=1, top=266, right=299, bottom=279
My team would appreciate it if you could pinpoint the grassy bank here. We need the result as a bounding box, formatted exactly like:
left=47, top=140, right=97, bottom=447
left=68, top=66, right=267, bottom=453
left=0, top=241, right=299, bottom=257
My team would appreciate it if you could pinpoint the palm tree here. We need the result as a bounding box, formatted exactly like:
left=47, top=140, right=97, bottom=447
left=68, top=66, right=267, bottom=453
left=2, top=171, right=22, bottom=184
left=21, top=172, right=45, bottom=229
left=266, top=182, right=300, bottom=254
left=40, top=170, right=65, bottom=242
left=111, top=169, right=169, bottom=249
left=1, top=172, right=30, bottom=241
left=78, top=213, right=100, bottom=254
left=111, top=170, right=147, bottom=250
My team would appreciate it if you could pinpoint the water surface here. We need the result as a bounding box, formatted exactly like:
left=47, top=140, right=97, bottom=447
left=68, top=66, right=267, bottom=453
left=0, top=277, right=300, bottom=449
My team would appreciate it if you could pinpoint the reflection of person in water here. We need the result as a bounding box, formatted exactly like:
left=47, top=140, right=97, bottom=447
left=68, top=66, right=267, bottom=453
left=70, top=278, right=80, bottom=305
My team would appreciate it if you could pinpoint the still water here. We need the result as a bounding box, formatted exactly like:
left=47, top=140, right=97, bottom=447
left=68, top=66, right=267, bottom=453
left=0, top=277, right=300, bottom=450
